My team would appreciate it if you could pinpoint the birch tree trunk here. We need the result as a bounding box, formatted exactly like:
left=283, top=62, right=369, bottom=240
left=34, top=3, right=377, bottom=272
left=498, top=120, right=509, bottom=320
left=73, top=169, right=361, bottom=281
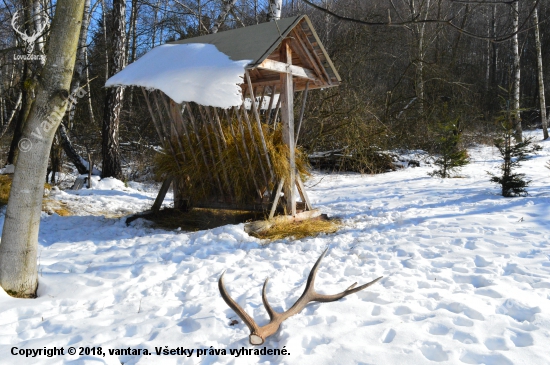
left=267, top=0, right=282, bottom=22
left=55, top=0, right=93, bottom=175
left=511, top=1, right=522, bottom=142
left=211, top=0, right=237, bottom=34
left=533, top=5, right=548, bottom=140
left=101, top=0, right=126, bottom=179
left=32, top=0, right=46, bottom=67
left=0, top=0, right=85, bottom=298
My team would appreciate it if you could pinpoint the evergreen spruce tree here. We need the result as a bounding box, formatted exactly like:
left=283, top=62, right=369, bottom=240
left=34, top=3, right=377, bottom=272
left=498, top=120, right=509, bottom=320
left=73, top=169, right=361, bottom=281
left=489, top=112, right=541, bottom=197
left=429, top=118, right=469, bottom=178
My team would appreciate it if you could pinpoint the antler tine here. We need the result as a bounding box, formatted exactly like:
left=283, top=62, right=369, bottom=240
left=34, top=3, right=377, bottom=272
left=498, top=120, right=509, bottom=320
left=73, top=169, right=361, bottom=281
left=304, top=247, right=329, bottom=292
left=261, top=278, right=280, bottom=321
left=312, top=276, right=383, bottom=302
left=219, top=249, right=382, bottom=345
left=218, top=271, right=261, bottom=341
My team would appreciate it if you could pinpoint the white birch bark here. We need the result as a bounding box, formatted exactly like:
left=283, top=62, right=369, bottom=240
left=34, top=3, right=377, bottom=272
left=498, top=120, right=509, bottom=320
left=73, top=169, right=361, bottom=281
left=32, top=0, right=46, bottom=66
left=267, top=0, right=282, bottom=22
left=211, top=0, right=238, bottom=34
left=533, top=5, right=548, bottom=140
left=0, top=0, right=85, bottom=298
left=511, top=1, right=522, bottom=142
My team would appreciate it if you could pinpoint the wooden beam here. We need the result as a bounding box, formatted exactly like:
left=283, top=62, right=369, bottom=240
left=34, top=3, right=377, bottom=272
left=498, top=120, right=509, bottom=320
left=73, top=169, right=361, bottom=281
left=256, top=59, right=317, bottom=81
left=233, top=106, right=263, bottom=199
left=295, top=81, right=309, bottom=147
left=152, top=177, right=173, bottom=213
left=244, top=209, right=322, bottom=234
left=293, top=27, right=332, bottom=86
left=295, top=174, right=313, bottom=211
left=280, top=39, right=296, bottom=217
left=269, top=178, right=285, bottom=219
left=246, top=70, right=274, bottom=181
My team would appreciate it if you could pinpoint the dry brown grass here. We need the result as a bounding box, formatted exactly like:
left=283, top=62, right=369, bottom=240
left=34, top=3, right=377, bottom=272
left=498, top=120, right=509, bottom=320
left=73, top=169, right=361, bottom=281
left=1, top=175, right=72, bottom=216
left=251, top=216, right=342, bottom=240
left=42, top=199, right=72, bottom=216
left=0, top=175, right=12, bottom=206
left=131, top=208, right=265, bottom=231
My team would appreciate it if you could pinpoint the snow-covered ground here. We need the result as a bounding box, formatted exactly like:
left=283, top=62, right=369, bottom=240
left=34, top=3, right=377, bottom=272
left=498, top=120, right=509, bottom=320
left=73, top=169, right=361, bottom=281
left=1, top=132, right=549, bottom=365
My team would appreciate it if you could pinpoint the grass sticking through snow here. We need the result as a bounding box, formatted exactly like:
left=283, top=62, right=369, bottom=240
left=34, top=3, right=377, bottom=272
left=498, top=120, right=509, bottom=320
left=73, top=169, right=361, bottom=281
left=1, top=175, right=72, bottom=216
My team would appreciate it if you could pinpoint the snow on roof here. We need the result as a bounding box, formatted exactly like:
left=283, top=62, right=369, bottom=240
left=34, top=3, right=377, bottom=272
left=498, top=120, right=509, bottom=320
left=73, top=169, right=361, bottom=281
left=105, top=43, right=251, bottom=108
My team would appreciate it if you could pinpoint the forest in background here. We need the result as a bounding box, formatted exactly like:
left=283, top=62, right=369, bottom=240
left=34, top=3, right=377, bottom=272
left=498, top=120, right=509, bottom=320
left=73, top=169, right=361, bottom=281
left=0, top=0, right=549, bottom=180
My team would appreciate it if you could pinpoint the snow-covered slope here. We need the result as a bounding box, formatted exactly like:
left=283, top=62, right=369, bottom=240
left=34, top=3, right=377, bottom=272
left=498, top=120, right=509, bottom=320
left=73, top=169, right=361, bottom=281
left=1, top=132, right=549, bottom=364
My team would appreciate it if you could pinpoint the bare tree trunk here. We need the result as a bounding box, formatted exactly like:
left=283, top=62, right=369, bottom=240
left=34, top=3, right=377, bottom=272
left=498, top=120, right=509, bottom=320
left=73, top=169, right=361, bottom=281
left=58, top=122, right=89, bottom=174
left=0, top=0, right=85, bottom=298
left=416, top=0, right=431, bottom=115
left=68, top=0, right=92, bottom=123
left=6, top=62, right=33, bottom=166
left=267, top=0, right=282, bottom=22
left=6, top=3, right=35, bottom=166
left=101, top=0, right=109, bottom=82
left=511, top=1, right=522, bottom=142
left=32, top=0, right=46, bottom=66
left=54, top=0, right=93, bottom=175
left=101, top=0, right=126, bottom=179
left=0, top=92, right=22, bottom=140
left=84, top=49, right=95, bottom=125
left=211, top=0, right=237, bottom=34
left=533, top=4, right=548, bottom=140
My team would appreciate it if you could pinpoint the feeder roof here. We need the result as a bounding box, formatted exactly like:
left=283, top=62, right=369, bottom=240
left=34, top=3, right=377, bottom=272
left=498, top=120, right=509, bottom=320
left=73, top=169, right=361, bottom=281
left=171, top=15, right=341, bottom=89
left=105, top=15, right=340, bottom=108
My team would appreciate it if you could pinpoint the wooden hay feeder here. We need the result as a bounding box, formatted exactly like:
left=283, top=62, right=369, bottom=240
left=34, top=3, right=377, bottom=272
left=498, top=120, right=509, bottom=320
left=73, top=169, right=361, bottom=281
left=111, top=15, right=340, bottom=227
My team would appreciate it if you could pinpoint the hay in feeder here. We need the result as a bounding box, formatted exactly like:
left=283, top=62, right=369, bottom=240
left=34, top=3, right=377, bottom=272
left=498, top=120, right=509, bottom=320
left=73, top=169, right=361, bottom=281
left=155, top=118, right=310, bottom=204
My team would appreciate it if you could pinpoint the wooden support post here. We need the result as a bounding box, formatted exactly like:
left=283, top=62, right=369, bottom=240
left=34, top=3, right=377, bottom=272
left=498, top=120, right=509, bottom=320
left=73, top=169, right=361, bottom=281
left=152, top=177, right=173, bottom=212
left=141, top=88, right=164, bottom=142
left=239, top=100, right=269, bottom=187
left=273, top=90, right=282, bottom=129
left=185, top=102, right=217, bottom=192
left=280, top=39, right=296, bottom=216
left=269, top=178, right=285, bottom=219
left=295, top=174, right=313, bottom=211
left=196, top=104, right=225, bottom=200
left=174, top=104, right=201, bottom=171
left=168, top=101, right=188, bottom=163
left=211, top=107, right=227, bottom=147
left=295, top=81, right=310, bottom=147
left=149, top=91, right=181, bottom=170
left=246, top=70, right=274, bottom=181
left=266, top=84, right=277, bottom=125
left=223, top=108, right=252, bottom=194
left=200, top=105, right=231, bottom=200
left=233, top=106, right=263, bottom=199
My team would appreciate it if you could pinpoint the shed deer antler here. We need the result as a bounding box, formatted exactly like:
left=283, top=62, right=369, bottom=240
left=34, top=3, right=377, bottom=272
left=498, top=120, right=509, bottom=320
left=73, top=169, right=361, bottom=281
left=218, top=248, right=383, bottom=345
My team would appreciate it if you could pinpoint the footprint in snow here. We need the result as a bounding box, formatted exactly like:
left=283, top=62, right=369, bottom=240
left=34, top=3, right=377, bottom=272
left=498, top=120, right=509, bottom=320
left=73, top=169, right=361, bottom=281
left=508, top=329, right=534, bottom=347
left=459, top=351, right=513, bottom=365
left=426, top=323, right=450, bottom=335
left=453, top=331, right=478, bottom=344
left=394, top=306, right=412, bottom=315
left=484, top=336, right=509, bottom=351
left=419, top=341, right=449, bottom=362
left=380, top=328, right=396, bottom=343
